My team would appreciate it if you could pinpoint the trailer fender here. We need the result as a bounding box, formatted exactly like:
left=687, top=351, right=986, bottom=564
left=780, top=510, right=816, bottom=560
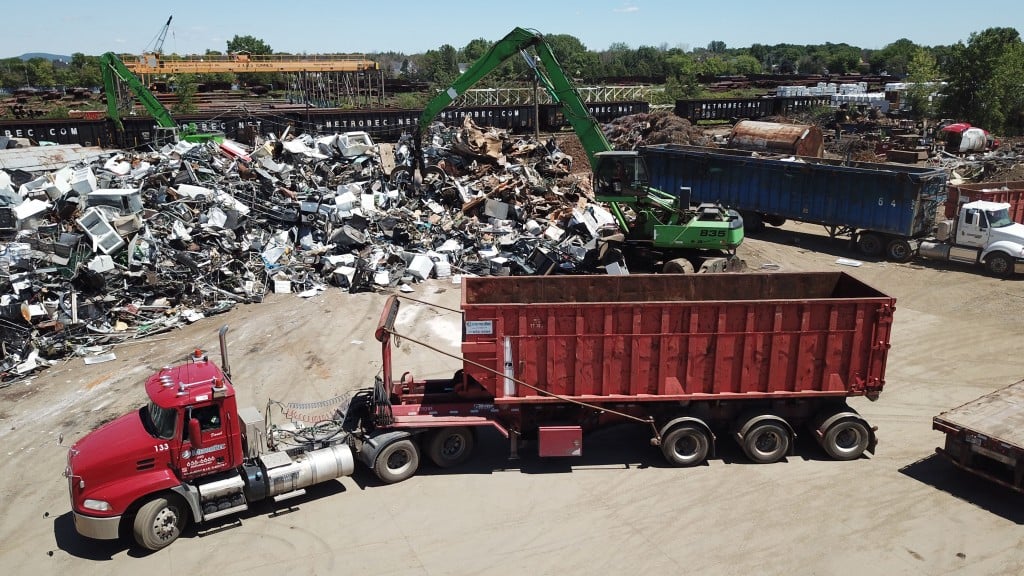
left=658, top=416, right=716, bottom=456
left=735, top=414, right=796, bottom=455
left=814, top=411, right=876, bottom=455
left=357, top=430, right=415, bottom=469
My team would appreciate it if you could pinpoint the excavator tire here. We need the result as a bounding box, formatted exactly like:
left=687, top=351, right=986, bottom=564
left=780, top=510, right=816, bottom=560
left=663, top=258, right=695, bottom=274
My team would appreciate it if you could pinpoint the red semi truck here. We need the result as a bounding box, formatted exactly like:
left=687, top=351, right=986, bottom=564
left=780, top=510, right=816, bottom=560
left=68, top=272, right=896, bottom=551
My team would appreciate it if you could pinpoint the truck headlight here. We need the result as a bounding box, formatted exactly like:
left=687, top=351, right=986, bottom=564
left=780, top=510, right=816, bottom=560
left=83, top=499, right=111, bottom=512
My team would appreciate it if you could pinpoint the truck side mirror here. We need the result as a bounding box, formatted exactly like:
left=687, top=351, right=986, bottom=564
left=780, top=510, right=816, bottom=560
left=188, top=418, right=204, bottom=449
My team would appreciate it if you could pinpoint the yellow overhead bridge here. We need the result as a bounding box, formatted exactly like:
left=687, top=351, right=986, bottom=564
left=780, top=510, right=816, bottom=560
left=122, top=52, right=379, bottom=74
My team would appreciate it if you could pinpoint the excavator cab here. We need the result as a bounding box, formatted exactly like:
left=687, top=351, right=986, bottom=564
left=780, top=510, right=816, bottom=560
left=593, top=151, right=648, bottom=199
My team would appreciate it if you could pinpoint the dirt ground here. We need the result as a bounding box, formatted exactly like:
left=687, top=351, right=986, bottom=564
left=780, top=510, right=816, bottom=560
left=1, top=216, right=1024, bottom=575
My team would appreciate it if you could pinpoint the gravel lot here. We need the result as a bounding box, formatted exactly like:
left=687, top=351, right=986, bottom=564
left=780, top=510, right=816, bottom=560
left=2, top=219, right=1024, bottom=576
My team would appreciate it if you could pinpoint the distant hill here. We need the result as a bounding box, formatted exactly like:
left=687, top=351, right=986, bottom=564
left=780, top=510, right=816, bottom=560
left=18, top=53, right=71, bottom=62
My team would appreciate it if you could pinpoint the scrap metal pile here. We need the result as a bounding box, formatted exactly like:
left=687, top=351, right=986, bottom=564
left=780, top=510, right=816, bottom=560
left=0, top=117, right=623, bottom=383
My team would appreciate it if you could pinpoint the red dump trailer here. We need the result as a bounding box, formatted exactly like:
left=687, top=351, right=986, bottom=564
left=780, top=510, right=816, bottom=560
left=344, top=272, right=896, bottom=484
left=945, top=181, right=1024, bottom=223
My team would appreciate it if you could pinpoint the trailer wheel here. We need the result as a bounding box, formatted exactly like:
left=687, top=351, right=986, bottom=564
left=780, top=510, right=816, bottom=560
left=741, top=212, right=765, bottom=233
left=857, top=233, right=883, bottom=257
left=663, top=258, right=695, bottom=274
left=427, top=427, right=475, bottom=468
left=661, top=424, right=711, bottom=467
left=885, top=239, right=914, bottom=263
left=986, top=252, right=1013, bottom=278
left=821, top=419, right=871, bottom=461
left=374, top=439, right=420, bottom=484
left=741, top=421, right=790, bottom=464
left=763, top=215, right=787, bottom=227
left=133, top=495, right=188, bottom=551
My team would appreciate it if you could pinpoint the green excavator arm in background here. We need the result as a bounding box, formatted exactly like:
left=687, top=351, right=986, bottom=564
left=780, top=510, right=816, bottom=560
left=414, top=27, right=743, bottom=261
left=100, top=52, right=224, bottom=145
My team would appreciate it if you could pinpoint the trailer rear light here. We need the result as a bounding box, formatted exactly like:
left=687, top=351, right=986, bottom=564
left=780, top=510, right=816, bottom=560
left=83, top=499, right=111, bottom=512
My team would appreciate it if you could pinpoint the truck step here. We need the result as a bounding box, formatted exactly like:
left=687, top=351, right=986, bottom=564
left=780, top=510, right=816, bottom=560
left=203, top=503, right=249, bottom=521
left=272, top=489, right=307, bottom=503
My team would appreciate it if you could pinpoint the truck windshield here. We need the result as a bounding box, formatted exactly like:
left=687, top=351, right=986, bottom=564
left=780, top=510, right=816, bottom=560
left=986, top=209, right=1014, bottom=228
left=142, top=401, right=177, bottom=440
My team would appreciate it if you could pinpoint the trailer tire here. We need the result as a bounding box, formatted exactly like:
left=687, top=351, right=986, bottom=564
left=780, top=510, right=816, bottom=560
left=763, top=215, right=787, bottom=227
left=663, top=258, right=695, bottom=274
left=741, top=212, right=765, bottom=233
left=661, top=424, right=711, bottom=467
left=741, top=421, right=790, bottom=464
left=427, top=427, right=475, bottom=468
left=374, top=439, right=420, bottom=484
left=821, top=418, right=871, bottom=461
left=986, top=252, right=1013, bottom=278
left=885, top=238, right=914, bottom=263
left=133, top=495, right=188, bottom=551
left=857, top=233, right=883, bottom=257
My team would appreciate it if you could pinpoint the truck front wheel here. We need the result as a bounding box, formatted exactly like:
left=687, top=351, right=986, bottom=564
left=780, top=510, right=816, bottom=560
left=133, top=495, right=188, bottom=551
left=427, top=427, right=475, bottom=468
left=986, top=252, right=1013, bottom=277
left=374, top=439, right=420, bottom=484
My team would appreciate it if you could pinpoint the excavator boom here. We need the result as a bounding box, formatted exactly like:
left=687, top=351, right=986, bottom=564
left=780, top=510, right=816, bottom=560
left=100, top=51, right=224, bottom=146
left=101, top=51, right=176, bottom=132
left=415, top=28, right=744, bottom=265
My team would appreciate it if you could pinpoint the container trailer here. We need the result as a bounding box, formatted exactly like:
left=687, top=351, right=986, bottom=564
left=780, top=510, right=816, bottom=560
left=346, top=272, right=896, bottom=484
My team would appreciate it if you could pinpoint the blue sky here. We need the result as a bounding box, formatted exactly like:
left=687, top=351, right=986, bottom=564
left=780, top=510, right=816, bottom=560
left=4, top=0, right=1021, bottom=58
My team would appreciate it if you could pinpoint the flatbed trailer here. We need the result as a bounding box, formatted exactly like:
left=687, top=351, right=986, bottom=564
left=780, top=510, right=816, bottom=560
left=933, top=379, right=1024, bottom=491
left=344, top=272, right=897, bottom=484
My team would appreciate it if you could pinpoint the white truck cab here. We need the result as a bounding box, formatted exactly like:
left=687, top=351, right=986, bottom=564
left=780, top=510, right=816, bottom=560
left=919, top=200, right=1024, bottom=277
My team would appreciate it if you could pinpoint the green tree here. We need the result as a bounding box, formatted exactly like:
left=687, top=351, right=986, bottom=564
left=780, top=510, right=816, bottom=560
left=871, top=38, right=918, bottom=76
left=731, top=54, right=763, bottom=75
left=903, top=48, right=940, bottom=120
left=543, top=34, right=590, bottom=78
left=940, top=27, right=1023, bottom=133
left=25, top=58, right=56, bottom=87
left=988, top=40, right=1024, bottom=135
left=461, top=38, right=493, bottom=63
left=707, top=40, right=727, bottom=54
left=68, top=53, right=101, bottom=87
left=171, top=73, right=198, bottom=114
left=226, top=35, right=273, bottom=55
left=664, top=52, right=701, bottom=99
left=419, top=44, right=459, bottom=86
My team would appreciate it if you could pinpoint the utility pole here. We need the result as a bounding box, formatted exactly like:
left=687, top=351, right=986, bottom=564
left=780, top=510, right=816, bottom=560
left=532, top=56, right=540, bottom=139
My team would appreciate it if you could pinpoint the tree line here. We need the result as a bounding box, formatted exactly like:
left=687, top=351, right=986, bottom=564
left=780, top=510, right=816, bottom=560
left=2, top=29, right=1021, bottom=135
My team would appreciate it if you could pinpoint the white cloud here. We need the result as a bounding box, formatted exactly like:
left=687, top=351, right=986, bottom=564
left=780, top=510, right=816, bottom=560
left=613, top=3, right=639, bottom=13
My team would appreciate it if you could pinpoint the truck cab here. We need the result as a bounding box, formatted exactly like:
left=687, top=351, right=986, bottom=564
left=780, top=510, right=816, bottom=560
left=920, top=199, right=1024, bottom=276
left=66, top=348, right=242, bottom=544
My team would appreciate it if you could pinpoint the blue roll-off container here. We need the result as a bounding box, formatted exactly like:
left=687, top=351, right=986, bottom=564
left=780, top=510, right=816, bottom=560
left=642, top=144, right=948, bottom=238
